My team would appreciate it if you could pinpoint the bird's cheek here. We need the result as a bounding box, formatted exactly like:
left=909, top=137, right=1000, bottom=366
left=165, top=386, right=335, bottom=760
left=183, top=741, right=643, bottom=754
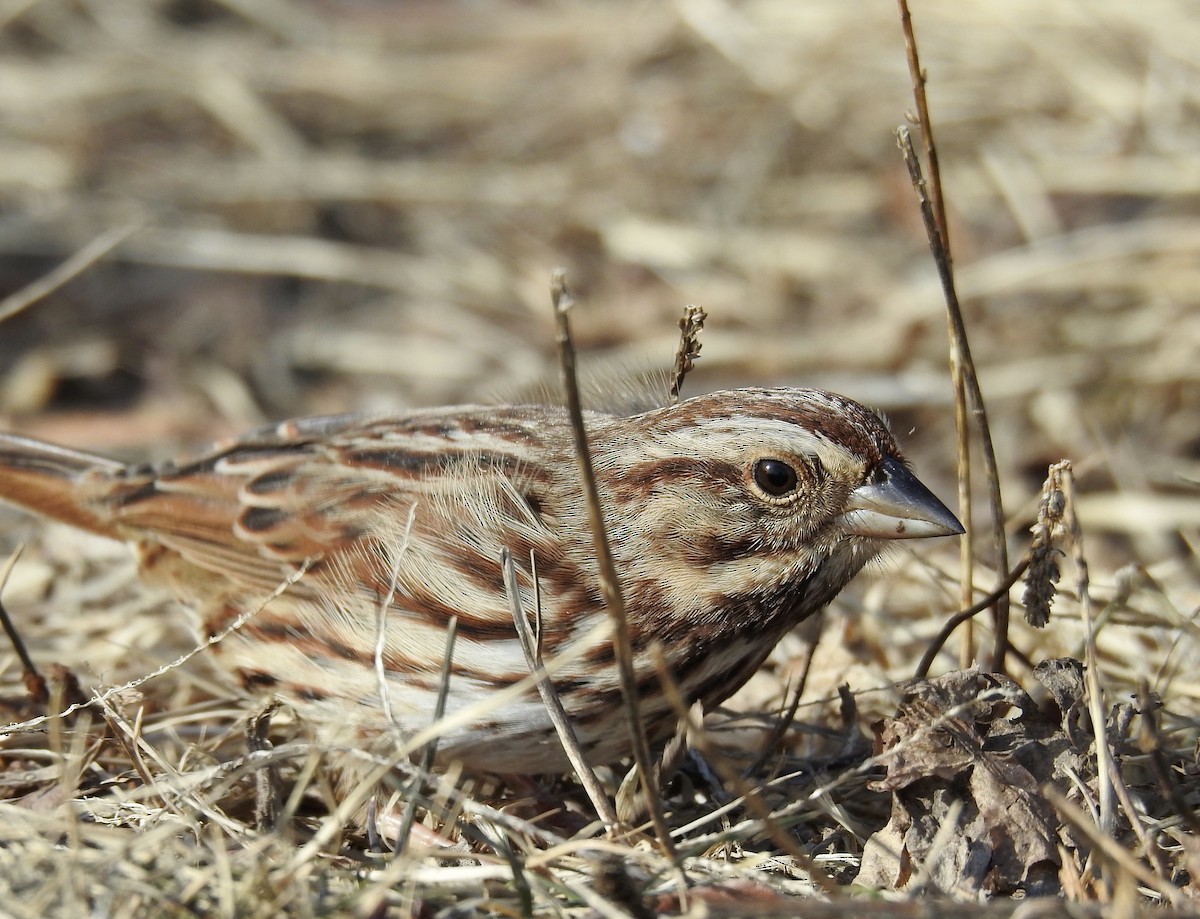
left=639, top=487, right=738, bottom=531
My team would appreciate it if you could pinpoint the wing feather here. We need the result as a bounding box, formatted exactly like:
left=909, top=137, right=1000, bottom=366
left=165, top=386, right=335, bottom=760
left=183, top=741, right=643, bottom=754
left=87, top=410, right=570, bottom=624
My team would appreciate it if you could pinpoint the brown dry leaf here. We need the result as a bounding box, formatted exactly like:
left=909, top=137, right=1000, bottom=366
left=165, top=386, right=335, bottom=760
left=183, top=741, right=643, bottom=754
left=858, top=668, right=1091, bottom=898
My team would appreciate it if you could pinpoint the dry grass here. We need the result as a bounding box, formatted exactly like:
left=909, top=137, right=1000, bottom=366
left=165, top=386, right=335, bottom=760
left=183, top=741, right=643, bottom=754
left=0, top=0, right=1198, bottom=915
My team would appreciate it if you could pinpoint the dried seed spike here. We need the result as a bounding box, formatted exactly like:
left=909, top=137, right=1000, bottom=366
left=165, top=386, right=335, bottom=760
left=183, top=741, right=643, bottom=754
left=669, top=305, right=707, bottom=404
left=1023, top=462, right=1068, bottom=628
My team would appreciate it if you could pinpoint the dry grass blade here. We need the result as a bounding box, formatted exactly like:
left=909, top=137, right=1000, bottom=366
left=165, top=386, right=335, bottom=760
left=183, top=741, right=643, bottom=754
left=896, top=123, right=1010, bottom=673
left=0, top=544, right=45, bottom=702
left=1054, top=462, right=1116, bottom=841
left=1, top=558, right=316, bottom=740
left=501, top=546, right=620, bottom=830
left=648, top=643, right=842, bottom=897
left=0, top=1, right=1196, bottom=913
left=895, top=0, right=979, bottom=672
left=0, top=225, right=137, bottom=325
left=549, top=270, right=675, bottom=857
left=392, top=615, right=457, bottom=856
left=896, top=1, right=949, bottom=257
left=1044, top=783, right=1187, bottom=908
left=895, top=0, right=1011, bottom=672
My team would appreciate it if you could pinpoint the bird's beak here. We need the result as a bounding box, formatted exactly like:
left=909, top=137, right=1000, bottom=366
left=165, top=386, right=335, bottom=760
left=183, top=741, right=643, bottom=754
left=840, top=456, right=964, bottom=539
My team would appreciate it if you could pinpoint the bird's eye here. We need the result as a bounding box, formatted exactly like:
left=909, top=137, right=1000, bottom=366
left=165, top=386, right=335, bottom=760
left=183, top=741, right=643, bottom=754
left=753, top=458, right=799, bottom=497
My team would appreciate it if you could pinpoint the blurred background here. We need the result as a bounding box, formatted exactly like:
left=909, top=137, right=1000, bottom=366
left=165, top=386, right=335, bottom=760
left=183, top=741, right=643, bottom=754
left=0, top=0, right=1197, bottom=705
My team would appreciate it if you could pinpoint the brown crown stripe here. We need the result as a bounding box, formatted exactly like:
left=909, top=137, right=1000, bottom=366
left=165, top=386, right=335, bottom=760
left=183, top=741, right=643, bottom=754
left=641, top=389, right=894, bottom=466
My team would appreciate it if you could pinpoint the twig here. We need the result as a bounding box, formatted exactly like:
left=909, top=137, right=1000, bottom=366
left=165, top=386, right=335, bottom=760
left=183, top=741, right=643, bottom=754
left=896, top=2, right=948, bottom=255
left=375, top=502, right=418, bottom=731
left=1055, top=463, right=1115, bottom=848
left=895, top=125, right=1010, bottom=673
left=1, top=558, right=316, bottom=738
left=0, top=224, right=139, bottom=325
left=248, top=702, right=282, bottom=832
left=393, top=615, right=458, bottom=856
left=649, top=644, right=841, bottom=896
left=915, top=557, right=1030, bottom=679
left=896, top=0, right=975, bottom=669
left=1043, top=783, right=1186, bottom=907
left=0, top=545, right=49, bottom=703
left=895, top=1, right=1010, bottom=673
left=1137, top=680, right=1200, bottom=837
left=501, top=546, right=620, bottom=830
left=549, top=270, right=676, bottom=858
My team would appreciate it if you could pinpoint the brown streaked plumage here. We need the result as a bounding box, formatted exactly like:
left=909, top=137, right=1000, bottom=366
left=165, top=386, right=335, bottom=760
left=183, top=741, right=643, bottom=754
left=0, top=388, right=961, bottom=774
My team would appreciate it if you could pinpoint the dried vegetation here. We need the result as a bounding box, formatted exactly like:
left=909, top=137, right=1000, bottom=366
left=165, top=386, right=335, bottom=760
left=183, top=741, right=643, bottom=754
left=0, top=1, right=1198, bottom=916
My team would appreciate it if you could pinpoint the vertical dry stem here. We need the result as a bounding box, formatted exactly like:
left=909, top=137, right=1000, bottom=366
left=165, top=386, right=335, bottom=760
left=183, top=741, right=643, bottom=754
left=501, top=547, right=620, bottom=830
left=549, top=270, right=676, bottom=856
left=894, top=20, right=1010, bottom=671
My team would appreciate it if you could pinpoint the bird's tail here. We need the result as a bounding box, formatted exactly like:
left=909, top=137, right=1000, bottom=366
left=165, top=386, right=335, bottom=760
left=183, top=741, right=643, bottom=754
left=0, top=433, right=125, bottom=538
